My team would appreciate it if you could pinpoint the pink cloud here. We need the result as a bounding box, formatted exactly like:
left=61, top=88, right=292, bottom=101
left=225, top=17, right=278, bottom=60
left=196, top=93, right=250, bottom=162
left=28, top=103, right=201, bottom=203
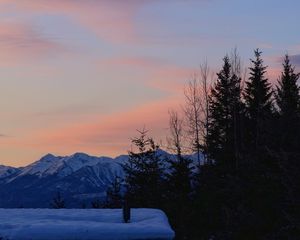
left=147, top=66, right=197, bottom=93
left=0, top=21, right=67, bottom=65
left=100, top=56, right=166, bottom=69
left=98, top=55, right=197, bottom=94
left=265, top=54, right=300, bottom=84
left=266, top=67, right=281, bottom=84
left=0, top=0, right=151, bottom=44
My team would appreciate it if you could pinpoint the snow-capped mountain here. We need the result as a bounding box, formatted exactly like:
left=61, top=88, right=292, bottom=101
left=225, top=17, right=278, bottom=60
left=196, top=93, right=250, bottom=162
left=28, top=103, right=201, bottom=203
left=0, top=165, right=20, bottom=179
left=15, top=152, right=115, bottom=178
left=0, top=150, right=200, bottom=208
left=0, top=153, right=127, bottom=208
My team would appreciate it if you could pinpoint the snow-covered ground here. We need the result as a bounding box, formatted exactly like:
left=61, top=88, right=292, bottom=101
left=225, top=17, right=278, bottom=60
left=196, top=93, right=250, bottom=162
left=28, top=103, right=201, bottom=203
left=0, top=208, right=174, bottom=240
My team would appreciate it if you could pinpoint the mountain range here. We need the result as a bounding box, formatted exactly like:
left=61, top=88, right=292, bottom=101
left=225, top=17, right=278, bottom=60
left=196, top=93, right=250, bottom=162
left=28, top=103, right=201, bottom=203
left=0, top=152, right=128, bottom=208
left=0, top=150, right=199, bottom=208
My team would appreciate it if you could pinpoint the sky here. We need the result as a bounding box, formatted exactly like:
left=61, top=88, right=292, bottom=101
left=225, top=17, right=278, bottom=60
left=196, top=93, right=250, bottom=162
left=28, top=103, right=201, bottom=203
left=1, top=0, right=300, bottom=167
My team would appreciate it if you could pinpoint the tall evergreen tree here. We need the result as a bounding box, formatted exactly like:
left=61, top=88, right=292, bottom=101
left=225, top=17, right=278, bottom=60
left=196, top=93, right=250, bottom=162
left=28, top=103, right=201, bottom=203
left=207, top=55, right=242, bottom=169
left=123, top=129, right=164, bottom=208
left=244, top=49, right=273, bottom=152
left=274, top=56, right=300, bottom=236
left=275, top=54, right=300, bottom=151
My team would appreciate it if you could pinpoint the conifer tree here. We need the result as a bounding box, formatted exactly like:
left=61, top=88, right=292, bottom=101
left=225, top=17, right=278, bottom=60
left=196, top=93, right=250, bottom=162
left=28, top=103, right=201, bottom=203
left=244, top=49, right=273, bottom=152
left=207, top=55, right=242, bottom=169
left=275, top=54, right=300, bottom=151
left=123, top=129, right=164, bottom=208
left=275, top=56, right=300, bottom=236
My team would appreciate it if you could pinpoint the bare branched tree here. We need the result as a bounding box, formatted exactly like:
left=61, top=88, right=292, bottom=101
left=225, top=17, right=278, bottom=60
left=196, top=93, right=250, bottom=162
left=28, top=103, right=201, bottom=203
left=230, top=47, right=247, bottom=90
left=199, top=61, right=214, bottom=164
left=184, top=60, right=214, bottom=165
left=184, top=74, right=202, bottom=165
left=167, top=110, right=185, bottom=157
left=230, top=47, right=245, bottom=169
left=230, top=47, right=242, bottom=77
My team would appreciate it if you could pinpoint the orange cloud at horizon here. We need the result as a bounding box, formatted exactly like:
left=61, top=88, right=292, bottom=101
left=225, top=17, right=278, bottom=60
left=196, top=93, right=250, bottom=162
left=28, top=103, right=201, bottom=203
left=0, top=96, right=183, bottom=167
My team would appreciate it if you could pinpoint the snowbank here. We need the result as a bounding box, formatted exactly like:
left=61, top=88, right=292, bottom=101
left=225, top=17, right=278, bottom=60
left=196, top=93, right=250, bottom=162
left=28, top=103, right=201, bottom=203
left=0, top=208, right=174, bottom=240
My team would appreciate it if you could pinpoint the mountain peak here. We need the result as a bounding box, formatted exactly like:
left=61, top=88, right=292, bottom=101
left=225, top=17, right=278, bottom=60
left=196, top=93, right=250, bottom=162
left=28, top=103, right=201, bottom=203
left=71, top=152, right=90, bottom=159
left=40, top=153, right=57, bottom=161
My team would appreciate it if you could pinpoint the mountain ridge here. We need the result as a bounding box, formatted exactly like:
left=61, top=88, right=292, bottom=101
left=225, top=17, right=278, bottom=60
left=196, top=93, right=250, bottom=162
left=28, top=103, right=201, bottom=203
left=0, top=150, right=201, bottom=208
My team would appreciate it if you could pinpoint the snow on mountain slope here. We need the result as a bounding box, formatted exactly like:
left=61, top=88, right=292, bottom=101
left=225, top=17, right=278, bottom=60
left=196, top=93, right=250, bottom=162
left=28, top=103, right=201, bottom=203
left=17, top=153, right=62, bottom=177
left=54, top=161, right=125, bottom=195
left=0, top=152, right=128, bottom=207
left=55, top=153, right=112, bottom=178
left=15, top=152, right=117, bottom=178
left=0, top=165, right=20, bottom=179
left=75, top=161, right=124, bottom=187
left=5, top=149, right=200, bottom=181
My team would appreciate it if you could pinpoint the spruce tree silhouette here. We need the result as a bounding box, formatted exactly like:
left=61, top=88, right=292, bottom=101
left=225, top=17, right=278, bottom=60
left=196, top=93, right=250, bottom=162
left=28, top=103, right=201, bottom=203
left=244, top=49, right=273, bottom=153
left=207, top=55, right=242, bottom=171
left=123, top=128, right=164, bottom=208
left=275, top=54, right=300, bottom=151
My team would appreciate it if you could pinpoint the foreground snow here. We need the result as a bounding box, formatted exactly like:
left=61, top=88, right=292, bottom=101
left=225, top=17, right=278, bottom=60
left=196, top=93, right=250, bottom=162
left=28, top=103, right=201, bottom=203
left=0, top=208, right=175, bottom=240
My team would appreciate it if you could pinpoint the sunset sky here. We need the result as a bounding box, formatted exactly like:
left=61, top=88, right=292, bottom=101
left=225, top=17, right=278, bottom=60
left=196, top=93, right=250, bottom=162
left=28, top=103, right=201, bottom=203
left=1, top=0, right=300, bottom=167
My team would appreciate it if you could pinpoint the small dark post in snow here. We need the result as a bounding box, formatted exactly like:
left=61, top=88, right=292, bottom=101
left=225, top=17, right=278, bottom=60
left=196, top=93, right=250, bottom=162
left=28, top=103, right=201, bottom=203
left=123, top=186, right=130, bottom=223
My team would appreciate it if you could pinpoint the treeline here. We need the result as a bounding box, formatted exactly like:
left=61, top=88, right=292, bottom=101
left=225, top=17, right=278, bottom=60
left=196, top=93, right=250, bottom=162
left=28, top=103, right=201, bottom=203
left=124, top=49, right=300, bottom=240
